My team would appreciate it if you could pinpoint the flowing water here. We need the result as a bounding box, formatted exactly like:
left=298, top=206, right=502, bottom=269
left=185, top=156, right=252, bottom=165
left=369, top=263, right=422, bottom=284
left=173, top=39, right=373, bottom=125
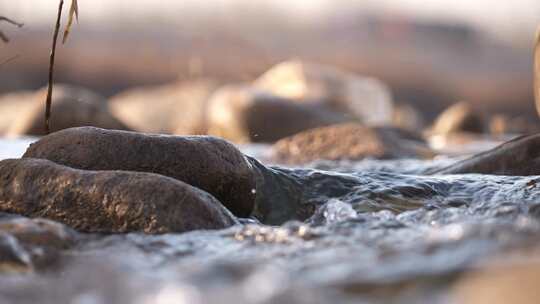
left=1, top=139, right=540, bottom=303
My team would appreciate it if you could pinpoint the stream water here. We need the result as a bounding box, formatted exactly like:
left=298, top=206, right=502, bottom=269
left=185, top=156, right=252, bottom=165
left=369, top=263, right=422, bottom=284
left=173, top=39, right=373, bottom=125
left=1, top=138, right=539, bottom=304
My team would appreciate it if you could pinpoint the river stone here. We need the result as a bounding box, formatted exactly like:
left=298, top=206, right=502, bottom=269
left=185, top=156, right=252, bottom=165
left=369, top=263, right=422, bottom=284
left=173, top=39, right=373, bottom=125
left=23, top=127, right=256, bottom=217
left=430, top=133, right=540, bottom=176
left=0, top=158, right=238, bottom=233
left=254, top=60, right=394, bottom=125
left=0, top=213, right=78, bottom=250
left=206, top=84, right=348, bottom=143
left=109, top=80, right=217, bottom=134
left=429, top=101, right=484, bottom=135
left=7, top=84, right=130, bottom=136
left=0, top=213, right=79, bottom=270
left=0, top=232, right=31, bottom=272
left=272, top=123, right=434, bottom=164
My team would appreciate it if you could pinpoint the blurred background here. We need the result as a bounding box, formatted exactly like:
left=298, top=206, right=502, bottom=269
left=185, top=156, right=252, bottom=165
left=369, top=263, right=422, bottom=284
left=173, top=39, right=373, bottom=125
left=1, top=0, right=539, bottom=124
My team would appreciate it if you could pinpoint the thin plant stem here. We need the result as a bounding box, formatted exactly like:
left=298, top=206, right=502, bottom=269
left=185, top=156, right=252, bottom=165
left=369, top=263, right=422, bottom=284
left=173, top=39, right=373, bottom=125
left=45, top=0, right=65, bottom=134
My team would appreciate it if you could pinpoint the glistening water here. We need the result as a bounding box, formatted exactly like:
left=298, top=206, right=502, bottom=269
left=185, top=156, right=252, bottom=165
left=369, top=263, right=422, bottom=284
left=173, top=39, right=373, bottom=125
left=1, top=139, right=540, bottom=304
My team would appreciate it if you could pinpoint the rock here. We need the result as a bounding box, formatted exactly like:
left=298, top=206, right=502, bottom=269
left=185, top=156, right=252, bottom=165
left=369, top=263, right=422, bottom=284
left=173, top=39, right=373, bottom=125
left=0, top=158, right=238, bottom=233
left=254, top=60, right=394, bottom=125
left=109, top=80, right=218, bottom=134
left=488, top=114, right=540, bottom=136
left=430, top=133, right=540, bottom=175
left=7, top=84, right=130, bottom=136
left=0, top=91, right=36, bottom=135
left=0, top=213, right=78, bottom=250
left=206, top=85, right=348, bottom=143
left=0, top=213, right=79, bottom=270
left=272, top=123, right=434, bottom=164
left=429, top=101, right=484, bottom=135
left=427, top=132, right=505, bottom=156
left=23, top=127, right=256, bottom=217
left=0, top=232, right=32, bottom=272
left=392, top=102, right=425, bottom=132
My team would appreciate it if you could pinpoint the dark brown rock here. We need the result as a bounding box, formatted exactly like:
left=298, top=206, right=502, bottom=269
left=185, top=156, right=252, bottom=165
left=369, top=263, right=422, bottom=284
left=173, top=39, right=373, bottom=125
left=206, top=85, right=348, bottom=143
left=109, top=80, right=218, bottom=134
left=272, top=123, right=434, bottom=164
left=7, top=84, right=130, bottom=136
left=0, top=158, right=238, bottom=233
left=23, top=127, right=256, bottom=217
left=430, top=133, right=540, bottom=176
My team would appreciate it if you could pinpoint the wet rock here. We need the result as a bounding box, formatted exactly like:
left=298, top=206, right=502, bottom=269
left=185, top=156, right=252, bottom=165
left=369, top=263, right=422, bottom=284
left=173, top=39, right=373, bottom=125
left=430, top=133, right=540, bottom=175
left=254, top=60, right=394, bottom=125
left=23, top=127, right=256, bottom=217
left=429, top=101, right=484, bottom=135
left=206, top=85, right=348, bottom=143
left=0, top=213, right=78, bottom=250
left=109, top=80, right=218, bottom=134
left=0, top=232, right=32, bottom=272
left=0, top=158, right=238, bottom=233
left=0, top=213, right=79, bottom=270
left=272, top=123, right=434, bottom=164
left=7, top=84, right=130, bottom=136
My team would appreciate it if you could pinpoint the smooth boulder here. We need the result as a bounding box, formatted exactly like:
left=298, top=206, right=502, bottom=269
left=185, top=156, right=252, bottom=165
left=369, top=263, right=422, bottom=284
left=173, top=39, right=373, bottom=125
left=0, top=158, right=238, bottom=233
left=206, top=85, right=348, bottom=143
left=272, top=123, right=434, bottom=164
left=7, top=84, right=130, bottom=136
left=23, top=127, right=256, bottom=217
left=109, top=80, right=217, bottom=134
left=429, top=101, right=484, bottom=136
left=254, top=60, right=394, bottom=125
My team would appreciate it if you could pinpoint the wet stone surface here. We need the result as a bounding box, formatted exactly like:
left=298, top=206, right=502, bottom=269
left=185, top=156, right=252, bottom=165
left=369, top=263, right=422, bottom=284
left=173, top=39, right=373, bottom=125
left=1, top=139, right=540, bottom=303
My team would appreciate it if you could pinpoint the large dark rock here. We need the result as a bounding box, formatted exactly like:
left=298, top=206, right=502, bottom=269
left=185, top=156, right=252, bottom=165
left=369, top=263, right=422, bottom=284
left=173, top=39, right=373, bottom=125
left=430, top=133, right=540, bottom=176
left=206, top=85, right=348, bottom=143
left=0, top=158, right=238, bottom=233
left=23, top=127, right=256, bottom=217
left=272, top=123, right=434, bottom=164
left=7, top=84, right=130, bottom=136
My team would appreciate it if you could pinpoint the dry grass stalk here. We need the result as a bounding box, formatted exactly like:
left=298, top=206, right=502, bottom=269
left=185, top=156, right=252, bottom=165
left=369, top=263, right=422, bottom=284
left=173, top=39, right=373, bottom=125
left=45, top=0, right=78, bottom=134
